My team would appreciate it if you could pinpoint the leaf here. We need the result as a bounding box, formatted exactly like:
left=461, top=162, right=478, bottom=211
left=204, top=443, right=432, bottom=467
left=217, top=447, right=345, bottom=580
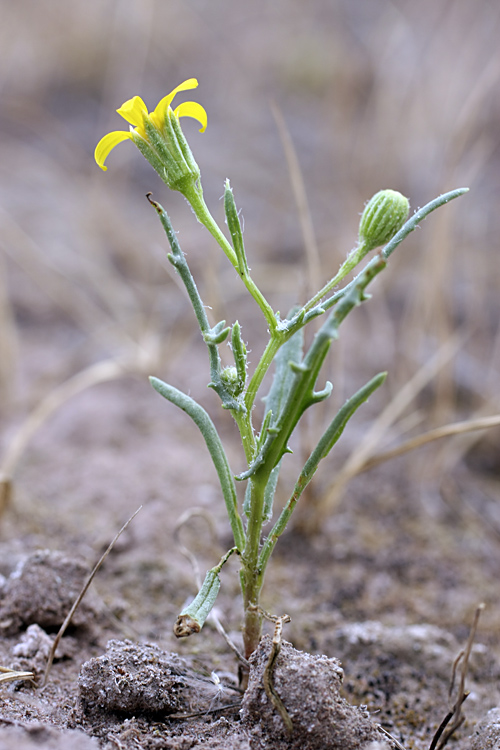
left=150, top=377, right=245, bottom=551
left=263, top=320, right=304, bottom=427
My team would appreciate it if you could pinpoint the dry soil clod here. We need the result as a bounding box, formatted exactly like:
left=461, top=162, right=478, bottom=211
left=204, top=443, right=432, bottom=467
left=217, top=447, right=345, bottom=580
left=0, top=550, right=100, bottom=636
left=78, top=639, right=239, bottom=719
left=240, top=635, right=392, bottom=750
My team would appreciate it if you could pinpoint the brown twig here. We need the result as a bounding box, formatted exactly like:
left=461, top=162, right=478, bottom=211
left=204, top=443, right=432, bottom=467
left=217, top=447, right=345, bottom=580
left=377, top=724, right=408, bottom=750
left=0, top=666, right=34, bottom=685
left=166, top=701, right=242, bottom=720
left=429, top=603, right=484, bottom=750
left=360, top=415, right=500, bottom=473
left=252, top=607, right=293, bottom=733
left=270, top=101, right=321, bottom=298
left=42, top=506, right=142, bottom=686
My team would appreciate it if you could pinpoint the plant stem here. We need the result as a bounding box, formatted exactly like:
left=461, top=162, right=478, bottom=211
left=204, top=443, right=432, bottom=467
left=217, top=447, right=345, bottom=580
left=147, top=194, right=243, bottom=410
left=184, top=183, right=278, bottom=332
left=300, top=187, right=469, bottom=316
left=233, top=409, right=256, bottom=464
left=244, top=331, right=287, bottom=415
left=240, top=468, right=271, bottom=658
left=242, top=585, right=263, bottom=661
left=302, top=241, right=368, bottom=313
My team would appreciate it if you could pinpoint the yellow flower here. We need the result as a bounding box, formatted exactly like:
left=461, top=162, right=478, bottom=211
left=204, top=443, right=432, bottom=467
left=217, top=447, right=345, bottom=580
left=95, top=78, right=207, bottom=172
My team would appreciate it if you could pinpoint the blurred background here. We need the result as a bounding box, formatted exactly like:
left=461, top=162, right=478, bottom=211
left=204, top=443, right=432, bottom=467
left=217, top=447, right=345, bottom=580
left=1, top=0, right=500, bottom=545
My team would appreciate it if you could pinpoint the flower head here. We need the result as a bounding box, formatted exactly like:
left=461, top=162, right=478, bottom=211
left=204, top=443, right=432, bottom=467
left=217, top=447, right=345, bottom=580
left=358, top=189, right=410, bottom=252
left=95, top=79, right=207, bottom=195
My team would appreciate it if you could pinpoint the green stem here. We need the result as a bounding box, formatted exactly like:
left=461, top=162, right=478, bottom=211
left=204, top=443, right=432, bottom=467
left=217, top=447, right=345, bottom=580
left=242, top=274, right=278, bottom=333
left=183, top=183, right=278, bottom=332
left=233, top=408, right=256, bottom=464
left=184, top=183, right=238, bottom=266
left=240, top=468, right=270, bottom=658
left=147, top=195, right=241, bottom=411
left=244, top=332, right=287, bottom=415
left=301, top=187, right=469, bottom=315
left=239, top=255, right=388, bottom=482
left=302, top=240, right=369, bottom=314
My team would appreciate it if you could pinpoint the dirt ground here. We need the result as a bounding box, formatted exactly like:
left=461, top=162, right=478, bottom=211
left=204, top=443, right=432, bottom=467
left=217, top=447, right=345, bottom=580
left=2, top=1, right=500, bottom=748
left=1, top=352, right=500, bottom=749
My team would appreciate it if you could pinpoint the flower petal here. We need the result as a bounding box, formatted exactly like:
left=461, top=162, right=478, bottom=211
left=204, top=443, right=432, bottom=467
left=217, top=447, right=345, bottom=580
left=116, top=96, right=148, bottom=127
left=94, top=131, right=133, bottom=171
left=152, top=79, right=199, bottom=126
left=174, top=101, right=207, bottom=133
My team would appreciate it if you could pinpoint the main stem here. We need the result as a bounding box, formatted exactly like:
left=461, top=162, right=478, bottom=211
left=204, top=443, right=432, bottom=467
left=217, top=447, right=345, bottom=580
left=241, top=468, right=271, bottom=660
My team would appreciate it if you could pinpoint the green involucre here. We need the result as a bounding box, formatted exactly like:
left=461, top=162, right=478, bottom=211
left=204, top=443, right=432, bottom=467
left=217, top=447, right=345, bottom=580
left=358, top=189, right=410, bottom=251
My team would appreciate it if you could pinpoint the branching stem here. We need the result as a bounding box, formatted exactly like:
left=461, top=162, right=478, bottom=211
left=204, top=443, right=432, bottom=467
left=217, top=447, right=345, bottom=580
left=147, top=182, right=469, bottom=666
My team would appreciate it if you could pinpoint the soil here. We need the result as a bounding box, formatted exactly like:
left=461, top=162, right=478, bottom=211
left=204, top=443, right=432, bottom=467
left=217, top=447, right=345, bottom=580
left=1, top=353, right=500, bottom=750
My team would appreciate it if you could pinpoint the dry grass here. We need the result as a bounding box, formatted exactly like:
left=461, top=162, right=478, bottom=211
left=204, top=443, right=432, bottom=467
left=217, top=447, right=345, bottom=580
left=1, top=0, right=499, bottom=521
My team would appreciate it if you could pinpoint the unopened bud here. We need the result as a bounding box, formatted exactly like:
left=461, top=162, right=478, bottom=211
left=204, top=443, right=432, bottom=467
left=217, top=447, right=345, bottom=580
left=221, top=366, right=240, bottom=395
left=358, top=189, right=410, bottom=251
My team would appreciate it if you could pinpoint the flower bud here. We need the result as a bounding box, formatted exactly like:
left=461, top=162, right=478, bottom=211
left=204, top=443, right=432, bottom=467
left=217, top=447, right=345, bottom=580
left=358, top=189, right=410, bottom=251
left=221, top=366, right=240, bottom=396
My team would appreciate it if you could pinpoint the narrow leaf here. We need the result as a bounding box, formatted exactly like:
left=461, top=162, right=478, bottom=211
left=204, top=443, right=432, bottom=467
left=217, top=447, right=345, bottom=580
left=224, top=180, right=248, bottom=275
left=258, top=372, right=387, bottom=571
left=174, top=569, right=220, bottom=637
left=263, top=322, right=304, bottom=426
left=263, top=461, right=281, bottom=523
left=173, top=547, right=237, bottom=637
left=150, top=377, right=245, bottom=551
